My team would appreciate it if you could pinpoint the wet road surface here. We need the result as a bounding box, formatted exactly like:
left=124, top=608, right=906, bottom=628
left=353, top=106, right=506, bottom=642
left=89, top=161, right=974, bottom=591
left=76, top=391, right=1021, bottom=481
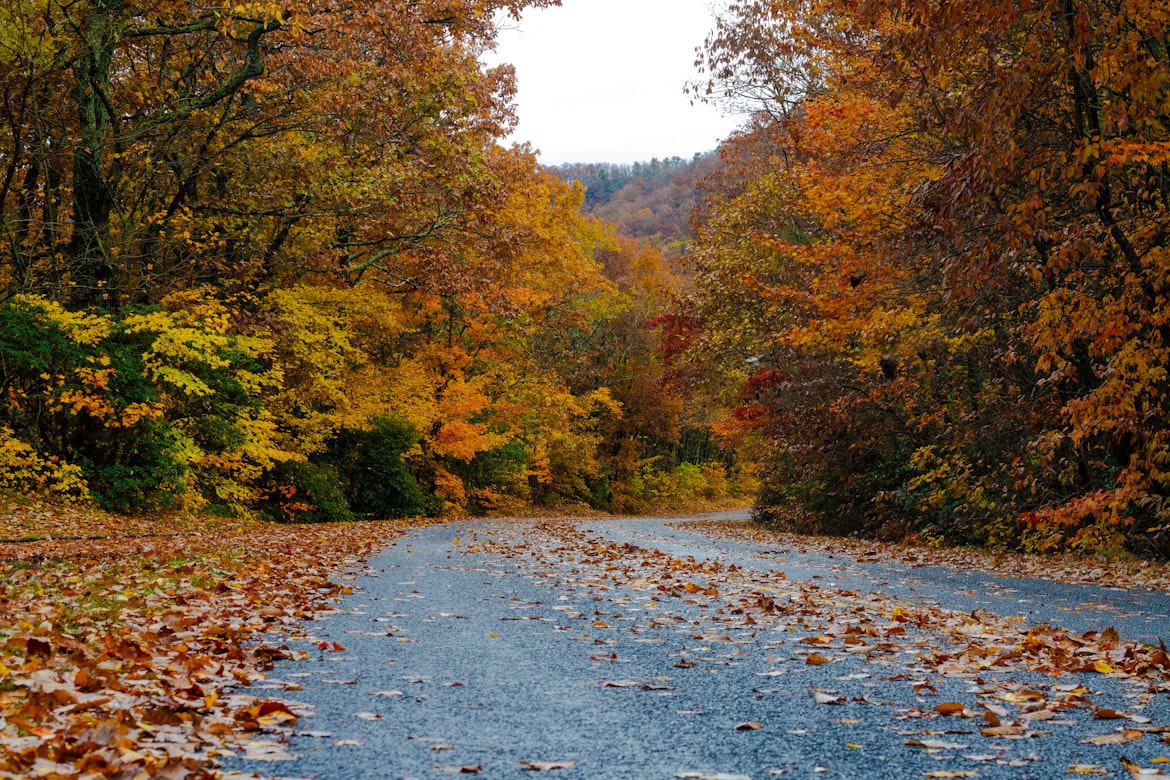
left=221, top=513, right=1170, bottom=779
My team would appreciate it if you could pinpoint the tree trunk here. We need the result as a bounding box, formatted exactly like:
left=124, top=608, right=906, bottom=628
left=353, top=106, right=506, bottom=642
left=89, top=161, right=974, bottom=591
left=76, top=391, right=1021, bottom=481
left=68, top=0, right=122, bottom=310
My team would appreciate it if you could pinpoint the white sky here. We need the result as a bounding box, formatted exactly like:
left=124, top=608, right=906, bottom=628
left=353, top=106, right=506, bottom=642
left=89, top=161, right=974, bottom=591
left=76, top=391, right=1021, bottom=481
left=487, top=0, right=743, bottom=165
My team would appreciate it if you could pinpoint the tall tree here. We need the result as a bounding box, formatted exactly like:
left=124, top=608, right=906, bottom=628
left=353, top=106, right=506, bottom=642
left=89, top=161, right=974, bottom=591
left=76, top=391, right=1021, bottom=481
left=0, top=0, right=559, bottom=308
left=682, top=0, right=1170, bottom=553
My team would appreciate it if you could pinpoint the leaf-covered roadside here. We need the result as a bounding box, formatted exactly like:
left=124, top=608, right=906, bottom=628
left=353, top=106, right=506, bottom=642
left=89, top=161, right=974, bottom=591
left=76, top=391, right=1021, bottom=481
left=682, top=518, right=1170, bottom=594
left=0, top=516, right=426, bottom=779
left=0, top=496, right=267, bottom=543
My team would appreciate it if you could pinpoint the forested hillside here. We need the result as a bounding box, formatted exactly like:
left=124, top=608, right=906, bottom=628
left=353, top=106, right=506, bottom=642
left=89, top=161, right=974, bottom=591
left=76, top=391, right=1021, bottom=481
left=671, top=0, right=1170, bottom=557
left=0, top=0, right=748, bottom=522
left=552, top=154, right=719, bottom=256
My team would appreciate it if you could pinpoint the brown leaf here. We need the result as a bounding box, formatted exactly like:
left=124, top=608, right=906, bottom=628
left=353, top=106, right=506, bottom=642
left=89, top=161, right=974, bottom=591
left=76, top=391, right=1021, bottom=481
left=1020, top=709, right=1057, bottom=722
left=520, top=760, right=575, bottom=771
left=981, top=725, right=1027, bottom=738
left=1094, top=708, right=1128, bottom=720
left=1081, top=730, right=1143, bottom=746
left=26, top=637, right=52, bottom=658
left=906, top=738, right=969, bottom=749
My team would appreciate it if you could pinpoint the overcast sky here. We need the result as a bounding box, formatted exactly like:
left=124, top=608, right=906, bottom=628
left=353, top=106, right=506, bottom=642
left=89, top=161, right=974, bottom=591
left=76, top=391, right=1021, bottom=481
left=487, top=0, right=743, bottom=165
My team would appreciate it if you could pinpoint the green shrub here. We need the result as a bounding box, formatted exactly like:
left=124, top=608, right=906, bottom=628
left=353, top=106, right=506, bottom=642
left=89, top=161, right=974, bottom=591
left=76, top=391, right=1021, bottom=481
left=263, top=460, right=354, bottom=523
left=331, top=416, right=433, bottom=518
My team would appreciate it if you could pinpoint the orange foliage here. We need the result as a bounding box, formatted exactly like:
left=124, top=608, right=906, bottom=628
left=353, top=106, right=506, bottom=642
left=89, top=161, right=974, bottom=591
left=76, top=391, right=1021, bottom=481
left=683, top=0, right=1170, bottom=554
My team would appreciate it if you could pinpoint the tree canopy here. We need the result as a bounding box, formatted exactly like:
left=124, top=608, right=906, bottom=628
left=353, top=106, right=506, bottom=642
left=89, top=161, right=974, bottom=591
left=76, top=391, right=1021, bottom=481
left=674, top=0, right=1170, bottom=556
left=0, top=0, right=750, bottom=520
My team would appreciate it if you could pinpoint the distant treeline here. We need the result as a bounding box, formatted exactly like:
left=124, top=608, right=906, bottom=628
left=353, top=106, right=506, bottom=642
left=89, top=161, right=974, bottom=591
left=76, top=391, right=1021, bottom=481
left=549, top=154, right=721, bottom=255
left=550, top=155, right=712, bottom=210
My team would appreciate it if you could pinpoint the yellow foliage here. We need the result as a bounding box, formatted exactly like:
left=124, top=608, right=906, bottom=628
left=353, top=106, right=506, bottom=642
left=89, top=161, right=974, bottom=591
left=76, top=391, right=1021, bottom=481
left=17, top=295, right=112, bottom=345
left=432, top=468, right=467, bottom=516
left=0, top=427, right=90, bottom=501
left=263, top=284, right=410, bottom=454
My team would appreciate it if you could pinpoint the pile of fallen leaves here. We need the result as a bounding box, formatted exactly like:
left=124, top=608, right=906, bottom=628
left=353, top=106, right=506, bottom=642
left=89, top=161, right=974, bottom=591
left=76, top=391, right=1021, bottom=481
left=0, top=503, right=428, bottom=778
left=0, top=496, right=272, bottom=543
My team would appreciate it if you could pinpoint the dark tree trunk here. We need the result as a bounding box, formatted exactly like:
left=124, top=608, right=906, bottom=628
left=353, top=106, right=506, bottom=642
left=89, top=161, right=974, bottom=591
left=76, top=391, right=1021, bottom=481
left=68, top=0, right=121, bottom=309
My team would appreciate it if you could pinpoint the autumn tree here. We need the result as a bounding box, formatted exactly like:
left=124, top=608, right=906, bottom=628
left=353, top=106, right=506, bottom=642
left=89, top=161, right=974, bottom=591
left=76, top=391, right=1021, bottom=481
left=682, top=0, right=1170, bottom=554
left=0, top=0, right=561, bottom=307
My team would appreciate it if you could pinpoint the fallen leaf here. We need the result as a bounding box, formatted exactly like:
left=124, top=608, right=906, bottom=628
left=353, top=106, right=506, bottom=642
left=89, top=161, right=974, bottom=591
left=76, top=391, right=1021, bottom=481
left=814, top=690, right=845, bottom=705
left=1095, top=708, right=1128, bottom=720
left=981, top=725, right=1028, bottom=738
left=1021, top=709, right=1057, bottom=722
left=1082, top=730, right=1143, bottom=746
left=241, top=740, right=298, bottom=761
left=906, top=738, right=969, bottom=750
left=521, top=760, right=576, bottom=771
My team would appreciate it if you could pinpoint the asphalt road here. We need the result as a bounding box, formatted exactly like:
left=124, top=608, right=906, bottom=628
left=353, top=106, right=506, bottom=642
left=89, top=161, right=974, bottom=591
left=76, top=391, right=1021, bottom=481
left=220, top=513, right=1170, bottom=779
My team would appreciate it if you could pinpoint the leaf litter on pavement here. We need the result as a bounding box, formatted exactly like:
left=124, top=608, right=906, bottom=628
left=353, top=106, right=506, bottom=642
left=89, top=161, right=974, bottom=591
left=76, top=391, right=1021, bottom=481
left=4, top=509, right=1170, bottom=778
left=0, top=510, right=439, bottom=779
left=468, top=518, right=1170, bottom=778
